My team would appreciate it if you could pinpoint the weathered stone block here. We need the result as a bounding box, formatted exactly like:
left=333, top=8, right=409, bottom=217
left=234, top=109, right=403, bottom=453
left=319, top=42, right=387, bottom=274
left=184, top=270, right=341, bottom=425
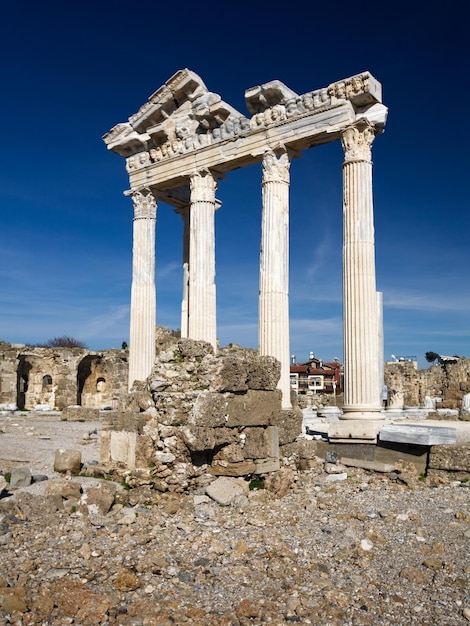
left=224, top=390, right=282, bottom=427
left=254, top=457, right=280, bottom=474
left=428, top=443, right=470, bottom=472
left=135, top=435, right=155, bottom=468
left=246, top=356, right=280, bottom=390
left=181, top=426, right=238, bottom=452
left=176, top=339, right=214, bottom=359
left=243, top=426, right=279, bottom=459
left=101, top=412, right=146, bottom=433
left=205, top=476, right=248, bottom=505
left=210, top=460, right=256, bottom=476
left=54, top=449, right=82, bottom=474
left=188, top=392, right=228, bottom=427
left=62, top=406, right=100, bottom=421
left=379, top=424, right=456, bottom=445
left=102, top=431, right=137, bottom=469
left=81, top=485, right=115, bottom=516
left=45, top=479, right=82, bottom=500
left=280, top=439, right=319, bottom=459
left=9, top=466, right=32, bottom=489
left=269, top=406, right=303, bottom=444
left=213, top=443, right=245, bottom=463
left=213, top=358, right=249, bottom=392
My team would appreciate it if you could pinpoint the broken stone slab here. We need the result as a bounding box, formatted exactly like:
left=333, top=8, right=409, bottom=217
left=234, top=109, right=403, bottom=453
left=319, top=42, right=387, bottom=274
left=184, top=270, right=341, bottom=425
left=379, top=424, right=456, bottom=446
left=62, top=406, right=100, bottom=421
left=253, top=458, right=280, bottom=474
left=0, top=476, right=9, bottom=496
left=210, top=460, right=256, bottom=477
left=324, top=472, right=348, bottom=482
left=205, top=476, right=248, bottom=506
left=54, top=449, right=82, bottom=474
left=340, top=457, right=396, bottom=473
left=9, top=466, right=32, bottom=489
left=45, top=479, right=82, bottom=500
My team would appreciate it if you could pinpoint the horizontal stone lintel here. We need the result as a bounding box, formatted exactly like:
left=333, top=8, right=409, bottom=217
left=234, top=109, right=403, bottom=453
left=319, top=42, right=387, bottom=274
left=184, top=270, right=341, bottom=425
left=379, top=424, right=456, bottom=446
left=127, top=103, right=356, bottom=200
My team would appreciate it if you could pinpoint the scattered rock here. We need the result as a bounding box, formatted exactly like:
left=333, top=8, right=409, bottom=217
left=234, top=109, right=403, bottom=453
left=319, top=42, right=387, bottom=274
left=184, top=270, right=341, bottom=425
left=54, top=449, right=82, bottom=473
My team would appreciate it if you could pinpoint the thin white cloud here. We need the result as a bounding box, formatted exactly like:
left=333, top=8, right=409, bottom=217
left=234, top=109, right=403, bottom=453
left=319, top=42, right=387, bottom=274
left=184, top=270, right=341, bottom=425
left=384, top=290, right=470, bottom=313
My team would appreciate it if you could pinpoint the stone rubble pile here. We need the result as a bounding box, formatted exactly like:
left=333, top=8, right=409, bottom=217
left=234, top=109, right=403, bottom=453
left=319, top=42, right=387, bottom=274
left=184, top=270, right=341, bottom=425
left=1, top=461, right=469, bottom=624
left=98, top=340, right=303, bottom=493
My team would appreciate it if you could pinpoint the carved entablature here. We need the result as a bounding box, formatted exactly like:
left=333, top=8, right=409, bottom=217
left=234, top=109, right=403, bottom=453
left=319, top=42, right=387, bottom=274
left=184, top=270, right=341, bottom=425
left=103, top=69, right=383, bottom=173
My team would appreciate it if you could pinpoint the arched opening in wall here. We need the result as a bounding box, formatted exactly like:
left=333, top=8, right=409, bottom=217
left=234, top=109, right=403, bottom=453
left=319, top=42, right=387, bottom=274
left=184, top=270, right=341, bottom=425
left=16, top=356, right=32, bottom=410
left=42, top=374, right=53, bottom=389
left=77, top=355, right=96, bottom=405
left=77, top=354, right=107, bottom=408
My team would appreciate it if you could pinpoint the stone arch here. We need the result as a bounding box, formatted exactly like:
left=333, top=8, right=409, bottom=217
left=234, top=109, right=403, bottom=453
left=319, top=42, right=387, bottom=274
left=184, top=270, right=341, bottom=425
left=77, top=355, right=112, bottom=407
left=42, top=374, right=53, bottom=388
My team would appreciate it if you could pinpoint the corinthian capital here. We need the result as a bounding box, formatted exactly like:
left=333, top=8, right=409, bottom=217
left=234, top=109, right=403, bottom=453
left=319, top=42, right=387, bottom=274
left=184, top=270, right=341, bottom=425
left=131, top=188, right=157, bottom=219
left=341, top=122, right=375, bottom=163
left=190, top=171, right=217, bottom=203
left=262, top=149, right=290, bottom=184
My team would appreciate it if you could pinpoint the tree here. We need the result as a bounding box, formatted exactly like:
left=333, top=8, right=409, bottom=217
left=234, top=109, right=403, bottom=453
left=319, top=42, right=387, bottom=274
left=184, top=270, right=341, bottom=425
left=46, top=336, right=88, bottom=349
left=425, top=351, right=440, bottom=364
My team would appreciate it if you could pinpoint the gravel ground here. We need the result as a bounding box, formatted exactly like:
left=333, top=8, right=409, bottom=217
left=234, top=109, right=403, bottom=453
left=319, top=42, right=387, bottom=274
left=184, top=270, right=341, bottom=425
left=0, top=413, right=469, bottom=625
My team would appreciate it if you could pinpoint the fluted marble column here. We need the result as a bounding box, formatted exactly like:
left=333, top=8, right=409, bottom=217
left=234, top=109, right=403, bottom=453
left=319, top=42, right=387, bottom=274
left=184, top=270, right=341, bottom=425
left=341, top=122, right=383, bottom=419
left=175, top=206, right=190, bottom=338
left=259, top=149, right=292, bottom=409
left=128, top=188, right=157, bottom=390
left=188, top=171, right=217, bottom=350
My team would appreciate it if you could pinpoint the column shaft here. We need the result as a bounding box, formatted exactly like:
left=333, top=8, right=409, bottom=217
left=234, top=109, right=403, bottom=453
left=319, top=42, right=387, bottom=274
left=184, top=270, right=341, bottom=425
left=259, top=149, right=292, bottom=409
left=128, top=189, right=157, bottom=390
left=188, top=172, right=217, bottom=350
left=341, top=122, right=382, bottom=418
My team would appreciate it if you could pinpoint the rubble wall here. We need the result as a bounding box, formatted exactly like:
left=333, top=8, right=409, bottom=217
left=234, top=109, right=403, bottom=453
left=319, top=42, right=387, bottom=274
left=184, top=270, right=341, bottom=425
left=384, top=359, right=470, bottom=411
left=100, top=339, right=303, bottom=491
left=0, top=343, right=129, bottom=410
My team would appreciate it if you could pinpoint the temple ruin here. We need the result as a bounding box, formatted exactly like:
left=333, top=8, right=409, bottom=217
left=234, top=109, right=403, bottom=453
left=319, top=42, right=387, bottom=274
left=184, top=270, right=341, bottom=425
left=103, top=69, right=388, bottom=434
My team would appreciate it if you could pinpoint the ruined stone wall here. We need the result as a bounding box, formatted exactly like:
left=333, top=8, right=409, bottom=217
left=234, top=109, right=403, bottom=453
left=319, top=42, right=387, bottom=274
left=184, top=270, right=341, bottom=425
left=0, top=343, right=18, bottom=405
left=100, top=339, right=303, bottom=491
left=384, top=358, right=470, bottom=410
left=0, top=342, right=129, bottom=410
left=80, top=351, right=129, bottom=409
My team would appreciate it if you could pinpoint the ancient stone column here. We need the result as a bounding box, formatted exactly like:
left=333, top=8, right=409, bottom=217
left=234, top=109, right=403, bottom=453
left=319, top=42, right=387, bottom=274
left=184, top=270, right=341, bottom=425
left=128, top=188, right=156, bottom=390
left=259, top=149, right=292, bottom=409
left=188, top=171, right=217, bottom=350
left=175, top=206, right=190, bottom=338
left=341, top=122, right=383, bottom=419
left=377, top=291, right=385, bottom=408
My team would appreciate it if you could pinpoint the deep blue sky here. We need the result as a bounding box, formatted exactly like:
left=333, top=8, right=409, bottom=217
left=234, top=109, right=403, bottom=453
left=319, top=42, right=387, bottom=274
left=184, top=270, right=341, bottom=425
left=1, top=0, right=468, bottom=368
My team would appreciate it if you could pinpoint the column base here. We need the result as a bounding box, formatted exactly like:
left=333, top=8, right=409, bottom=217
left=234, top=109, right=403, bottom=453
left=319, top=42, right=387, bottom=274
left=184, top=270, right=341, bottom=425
left=328, top=420, right=383, bottom=444
left=341, top=406, right=384, bottom=420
